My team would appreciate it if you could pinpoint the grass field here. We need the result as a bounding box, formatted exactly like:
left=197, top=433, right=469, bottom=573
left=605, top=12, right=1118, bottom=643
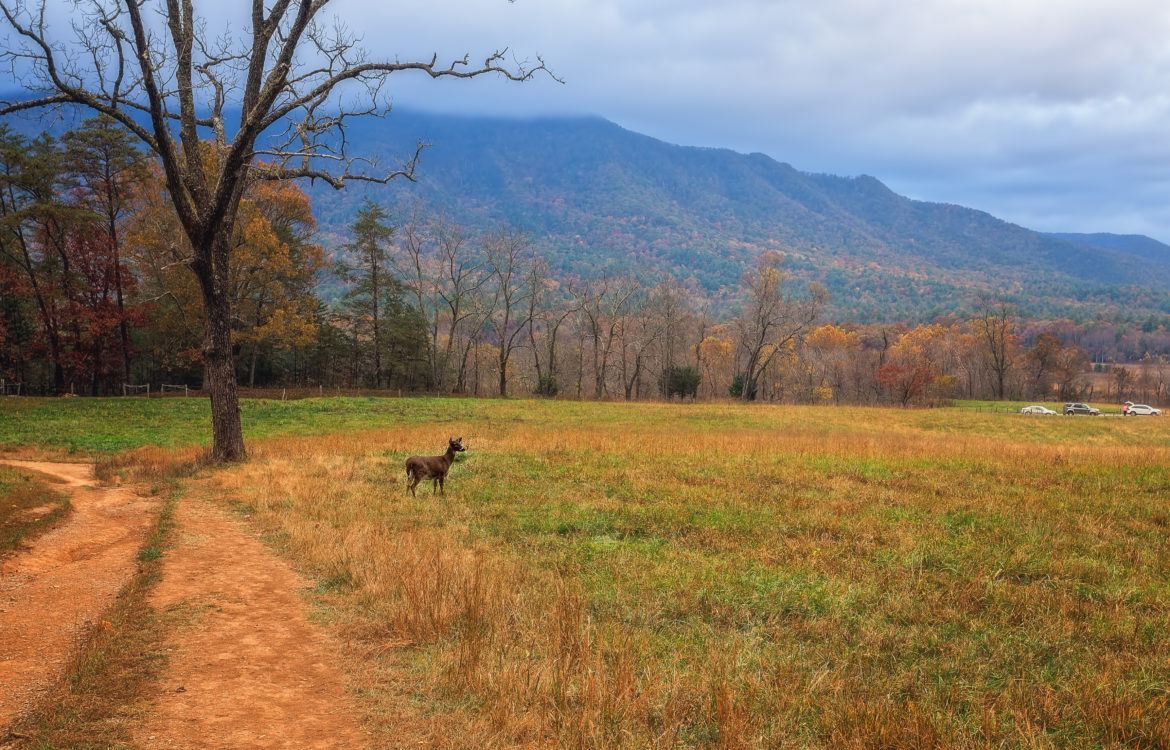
left=2, top=396, right=1169, bottom=747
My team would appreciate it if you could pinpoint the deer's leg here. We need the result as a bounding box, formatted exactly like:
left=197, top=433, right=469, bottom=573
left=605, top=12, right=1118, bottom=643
left=439, top=476, right=445, bottom=495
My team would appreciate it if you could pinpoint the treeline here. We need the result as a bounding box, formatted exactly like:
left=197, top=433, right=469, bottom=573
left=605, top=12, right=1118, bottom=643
left=2, top=120, right=1169, bottom=406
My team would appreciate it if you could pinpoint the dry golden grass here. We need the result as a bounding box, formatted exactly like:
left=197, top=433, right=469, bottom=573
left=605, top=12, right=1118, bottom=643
left=115, top=401, right=1170, bottom=747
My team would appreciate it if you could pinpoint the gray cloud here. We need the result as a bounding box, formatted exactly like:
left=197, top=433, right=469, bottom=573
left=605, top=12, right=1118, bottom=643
left=327, top=0, right=1170, bottom=240
left=15, top=0, right=1170, bottom=240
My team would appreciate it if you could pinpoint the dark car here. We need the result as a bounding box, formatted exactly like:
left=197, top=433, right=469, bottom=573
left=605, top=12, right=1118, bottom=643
left=1064, top=402, right=1100, bottom=416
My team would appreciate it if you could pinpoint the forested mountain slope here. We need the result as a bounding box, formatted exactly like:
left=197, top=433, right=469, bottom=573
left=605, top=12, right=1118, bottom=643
left=310, top=112, right=1170, bottom=321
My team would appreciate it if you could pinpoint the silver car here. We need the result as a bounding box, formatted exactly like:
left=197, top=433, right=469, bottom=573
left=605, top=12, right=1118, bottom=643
left=1020, top=405, right=1057, bottom=415
left=1125, top=403, right=1162, bottom=416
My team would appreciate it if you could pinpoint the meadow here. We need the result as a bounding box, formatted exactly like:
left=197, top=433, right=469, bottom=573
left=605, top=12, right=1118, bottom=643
left=2, top=396, right=1168, bottom=748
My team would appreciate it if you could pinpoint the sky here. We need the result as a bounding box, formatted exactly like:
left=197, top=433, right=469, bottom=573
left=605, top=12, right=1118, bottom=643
left=323, top=0, right=1170, bottom=242
left=11, top=0, right=1170, bottom=241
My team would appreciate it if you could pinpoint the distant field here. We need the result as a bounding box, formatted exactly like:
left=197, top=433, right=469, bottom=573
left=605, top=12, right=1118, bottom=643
left=2, top=395, right=1167, bottom=454
left=3, top=397, right=1169, bottom=746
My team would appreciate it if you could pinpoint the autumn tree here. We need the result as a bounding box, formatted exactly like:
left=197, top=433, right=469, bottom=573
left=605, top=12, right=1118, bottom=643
left=617, top=289, right=663, bottom=400
left=878, top=324, right=957, bottom=406
left=232, top=179, right=323, bottom=386
left=803, top=324, right=860, bottom=403
left=1025, top=332, right=1063, bottom=398
left=698, top=326, right=734, bottom=398
left=62, top=116, right=146, bottom=383
left=1052, top=343, right=1089, bottom=401
left=734, top=254, right=826, bottom=401
left=126, top=162, right=324, bottom=387
left=972, top=301, right=1018, bottom=399
left=0, top=0, right=551, bottom=459
left=0, top=125, right=145, bottom=394
left=649, top=278, right=689, bottom=396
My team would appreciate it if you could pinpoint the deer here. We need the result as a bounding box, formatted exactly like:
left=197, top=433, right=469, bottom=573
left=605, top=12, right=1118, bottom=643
left=405, top=437, right=466, bottom=497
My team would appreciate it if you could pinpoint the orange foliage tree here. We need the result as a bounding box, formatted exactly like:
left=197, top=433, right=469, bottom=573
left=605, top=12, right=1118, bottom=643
left=126, top=162, right=322, bottom=385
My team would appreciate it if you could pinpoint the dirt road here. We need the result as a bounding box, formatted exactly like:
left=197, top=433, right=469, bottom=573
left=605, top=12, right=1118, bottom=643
left=0, top=460, right=157, bottom=728
left=1, top=459, right=366, bottom=748
left=132, top=489, right=366, bottom=749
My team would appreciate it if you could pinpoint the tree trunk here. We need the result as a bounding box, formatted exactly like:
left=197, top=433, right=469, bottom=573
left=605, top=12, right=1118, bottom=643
left=90, top=338, right=103, bottom=396
left=371, top=258, right=382, bottom=388
left=473, top=337, right=480, bottom=396
left=109, top=215, right=132, bottom=384
left=197, top=236, right=246, bottom=462
left=249, top=343, right=259, bottom=388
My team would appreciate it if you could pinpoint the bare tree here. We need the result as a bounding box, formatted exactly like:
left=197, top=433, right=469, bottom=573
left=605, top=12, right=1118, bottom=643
left=396, top=207, right=441, bottom=388
left=0, top=0, right=551, bottom=459
left=735, top=256, right=825, bottom=401
left=526, top=257, right=575, bottom=396
left=574, top=275, right=638, bottom=399
left=972, top=300, right=1017, bottom=400
left=618, top=291, right=662, bottom=400
left=394, top=213, right=491, bottom=393
left=483, top=227, right=534, bottom=397
left=649, top=278, right=688, bottom=395
left=454, top=292, right=492, bottom=394
left=434, top=219, right=489, bottom=393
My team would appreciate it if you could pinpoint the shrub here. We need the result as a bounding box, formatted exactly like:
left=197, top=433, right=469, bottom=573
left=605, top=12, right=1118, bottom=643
left=662, top=365, right=701, bottom=399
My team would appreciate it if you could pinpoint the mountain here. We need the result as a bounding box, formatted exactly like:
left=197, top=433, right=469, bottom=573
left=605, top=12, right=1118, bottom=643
left=6, top=98, right=1167, bottom=321
left=309, top=112, right=1170, bottom=321
left=1044, top=232, right=1170, bottom=264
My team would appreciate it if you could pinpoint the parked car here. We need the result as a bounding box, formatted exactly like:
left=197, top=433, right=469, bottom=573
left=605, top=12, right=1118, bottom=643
left=1020, top=405, right=1057, bottom=415
left=1064, top=402, right=1100, bottom=416
left=1125, top=403, right=1162, bottom=416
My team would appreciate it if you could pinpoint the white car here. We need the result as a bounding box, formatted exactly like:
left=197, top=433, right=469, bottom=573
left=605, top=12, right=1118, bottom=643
left=1125, top=404, right=1162, bottom=416
left=1020, top=405, right=1057, bottom=415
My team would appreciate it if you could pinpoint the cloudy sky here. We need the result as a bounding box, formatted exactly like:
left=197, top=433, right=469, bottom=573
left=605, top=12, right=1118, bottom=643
left=314, top=0, right=1170, bottom=242
left=13, top=0, right=1170, bottom=241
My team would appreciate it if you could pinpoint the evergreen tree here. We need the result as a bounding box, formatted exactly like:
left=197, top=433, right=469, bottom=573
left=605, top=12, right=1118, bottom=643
left=336, top=202, right=427, bottom=388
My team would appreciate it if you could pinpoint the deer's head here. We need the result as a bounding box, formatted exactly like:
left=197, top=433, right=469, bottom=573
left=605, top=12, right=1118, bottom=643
left=449, top=436, right=466, bottom=453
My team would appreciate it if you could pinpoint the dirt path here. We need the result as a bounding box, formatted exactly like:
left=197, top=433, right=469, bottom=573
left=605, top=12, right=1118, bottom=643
left=133, top=492, right=366, bottom=749
left=0, top=460, right=157, bottom=728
